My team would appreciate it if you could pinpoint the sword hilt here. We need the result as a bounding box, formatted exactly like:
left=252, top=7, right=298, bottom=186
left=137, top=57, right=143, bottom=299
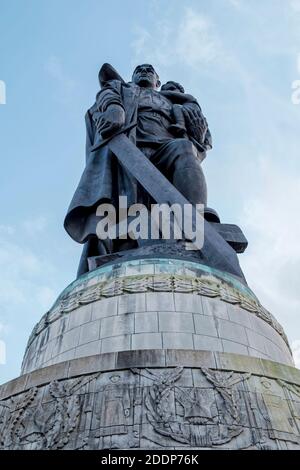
left=91, top=122, right=137, bottom=153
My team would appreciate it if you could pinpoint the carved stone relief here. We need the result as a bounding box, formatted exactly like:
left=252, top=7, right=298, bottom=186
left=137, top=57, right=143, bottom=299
left=1, top=367, right=299, bottom=450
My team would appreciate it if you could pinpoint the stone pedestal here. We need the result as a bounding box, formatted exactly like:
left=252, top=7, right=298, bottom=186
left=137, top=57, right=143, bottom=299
left=1, top=258, right=300, bottom=450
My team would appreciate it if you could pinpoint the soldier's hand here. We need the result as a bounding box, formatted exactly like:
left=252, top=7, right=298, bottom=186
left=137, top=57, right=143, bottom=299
left=97, top=104, right=125, bottom=139
left=183, top=105, right=208, bottom=144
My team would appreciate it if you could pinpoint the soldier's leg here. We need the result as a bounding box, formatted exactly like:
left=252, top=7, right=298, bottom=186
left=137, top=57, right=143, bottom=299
left=150, top=138, right=207, bottom=206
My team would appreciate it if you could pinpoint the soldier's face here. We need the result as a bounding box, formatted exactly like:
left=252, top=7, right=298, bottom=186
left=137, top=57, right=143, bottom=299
left=132, top=64, right=159, bottom=89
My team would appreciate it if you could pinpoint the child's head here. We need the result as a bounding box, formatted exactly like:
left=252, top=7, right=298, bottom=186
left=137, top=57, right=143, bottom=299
left=161, top=81, right=185, bottom=93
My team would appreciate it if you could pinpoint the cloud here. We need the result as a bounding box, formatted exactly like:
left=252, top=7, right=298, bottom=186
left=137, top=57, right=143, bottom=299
left=176, top=9, right=221, bottom=66
left=290, top=0, right=300, bottom=12
left=0, top=223, right=57, bottom=310
left=131, top=26, right=151, bottom=60
left=0, top=218, right=73, bottom=381
left=228, top=0, right=242, bottom=9
left=131, top=8, right=224, bottom=71
left=239, top=158, right=300, bottom=343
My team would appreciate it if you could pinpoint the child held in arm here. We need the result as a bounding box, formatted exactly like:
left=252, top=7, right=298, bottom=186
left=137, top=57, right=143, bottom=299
left=160, top=80, right=212, bottom=155
left=160, top=81, right=187, bottom=137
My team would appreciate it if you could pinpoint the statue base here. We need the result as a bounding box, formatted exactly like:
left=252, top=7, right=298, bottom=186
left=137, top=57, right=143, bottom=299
left=1, top=350, right=300, bottom=449
left=1, top=258, right=299, bottom=450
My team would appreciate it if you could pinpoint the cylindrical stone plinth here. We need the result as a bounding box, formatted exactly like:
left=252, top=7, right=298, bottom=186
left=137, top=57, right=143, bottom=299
left=21, top=258, right=293, bottom=372
left=1, top=258, right=299, bottom=450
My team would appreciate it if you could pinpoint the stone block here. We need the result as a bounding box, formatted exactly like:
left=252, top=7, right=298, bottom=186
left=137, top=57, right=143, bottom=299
left=135, top=312, right=158, bottom=333
left=162, top=332, right=194, bottom=350
left=248, top=347, right=270, bottom=360
left=193, top=334, right=223, bottom=352
left=132, top=333, right=162, bottom=349
left=246, top=328, right=268, bottom=354
left=68, top=352, right=116, bottom=377
left=50, top=337, right=62, bottom=359
left=37, top=328, right=50, bottom=350
left=74, top=340, right=102, bottom=359
left=48, top=316, right=68, bottom=340
left=59, top=327, right=81, bottom=353
left=226, top=304, right=254, bottom=329
left=193, top=314, right=218, bottom=337
left=275, top=336, right=293, bottom=357
left=100, top=314, right=134, bottom=338
left=250, top=315, right=271, bottom=338
left=53, top=349, right=76, bottom=364
left=174, top=293, right=203, bottom=313
left=91, top=297, right=118, bottom=321
left=68, top=304, right=92, bottom=330
left=25, top=361, right=70, bottom=389
left=201, top=297, right=229, bottom=319
left=263, top=339, right=290, bottom=365
left=42, top=340, right=55, bottom=364
left=101, top=334, right=131, bottom=353
left=276, top=335, right=292, bottom=355
left=22, top=343, right=35, bottom=370
left=116, top=349, right=166, bottom=368
left=218, top=319, right=248, bottom=345
left=159, top=312, right=194, bottom=333
left=215, top=351, right=265, bottom=376
left=118, top=293, right=146, bottom=315
left=0, top=374, right=28, bottom=400
left=222, top=339, right=249, bottom=356
left=146, top=292, right=175, bottom=312
left=261, top=358, right=300, bottom=385
left=166, top=349, right=216, bottom=369
left=79, top=320, right=100, bottom=345
left=266, top=333, right=292, bottom=361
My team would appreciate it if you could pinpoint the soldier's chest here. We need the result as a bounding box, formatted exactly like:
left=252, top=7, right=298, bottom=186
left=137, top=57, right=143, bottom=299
left=138, top=88, right=172, bottom=112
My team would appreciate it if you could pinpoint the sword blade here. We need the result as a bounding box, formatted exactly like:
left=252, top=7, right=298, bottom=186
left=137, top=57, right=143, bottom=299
left=108, top=134, right=244, bottom=279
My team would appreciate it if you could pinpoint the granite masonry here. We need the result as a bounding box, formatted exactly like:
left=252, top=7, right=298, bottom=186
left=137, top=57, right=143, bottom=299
left=1, top=258, right=300, bottom=450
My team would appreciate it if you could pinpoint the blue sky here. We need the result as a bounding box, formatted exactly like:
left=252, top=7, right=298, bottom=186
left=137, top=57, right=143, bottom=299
left=0, top=0, right=300, bottom=383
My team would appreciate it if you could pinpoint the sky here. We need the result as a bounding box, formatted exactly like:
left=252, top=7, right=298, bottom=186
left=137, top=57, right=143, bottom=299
left=0, top=0, right=300, bottom=383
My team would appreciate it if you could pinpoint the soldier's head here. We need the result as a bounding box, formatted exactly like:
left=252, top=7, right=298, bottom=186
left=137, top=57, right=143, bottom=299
left=132, top=64, right=161, bottom=89
left=161, top=81, right=185, bottom=93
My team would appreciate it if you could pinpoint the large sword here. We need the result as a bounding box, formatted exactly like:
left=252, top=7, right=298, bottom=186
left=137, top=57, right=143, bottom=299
left=103, top=133, right=244, bottom=279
